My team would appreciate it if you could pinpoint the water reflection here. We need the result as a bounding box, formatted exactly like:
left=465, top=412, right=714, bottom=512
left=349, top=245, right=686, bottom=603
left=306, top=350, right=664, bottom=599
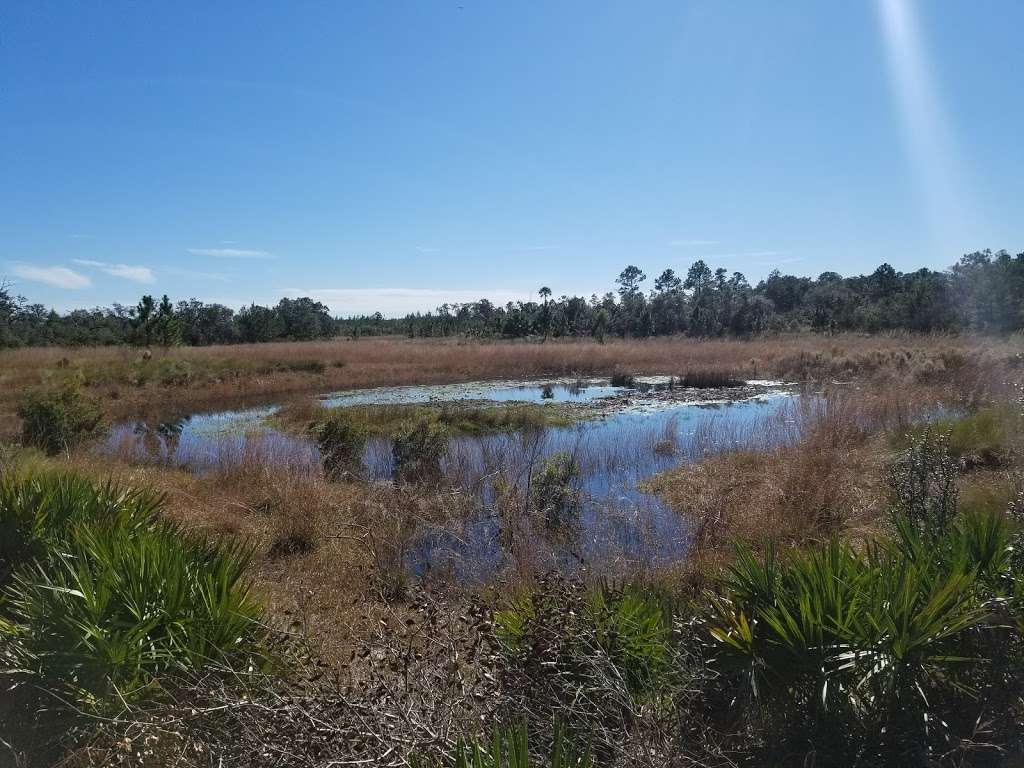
left=104, top=381, right=799, bottom=582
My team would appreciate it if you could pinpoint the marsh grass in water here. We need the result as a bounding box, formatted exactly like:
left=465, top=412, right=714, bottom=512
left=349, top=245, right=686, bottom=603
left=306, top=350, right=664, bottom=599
left=296, top=401, right=577, bottom=440
left=678, top=370, right=744, bottom=388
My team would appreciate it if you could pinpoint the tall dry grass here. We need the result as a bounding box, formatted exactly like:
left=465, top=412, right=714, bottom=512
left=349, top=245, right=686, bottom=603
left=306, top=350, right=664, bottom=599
left=1, top=333, right=1020, bottom=436
left=644, top=387, right=916, bottom=559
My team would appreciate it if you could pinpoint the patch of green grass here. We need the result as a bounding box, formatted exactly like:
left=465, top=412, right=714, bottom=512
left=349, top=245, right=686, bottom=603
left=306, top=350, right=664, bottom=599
left=447, top=722, right=593, bottom=768
left=898, top=408, right=1016, bottom=469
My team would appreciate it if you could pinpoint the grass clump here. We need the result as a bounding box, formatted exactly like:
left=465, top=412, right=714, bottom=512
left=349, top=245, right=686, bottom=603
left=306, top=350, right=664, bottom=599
left=678, top=370, right=743, bottom=388
left=609, top=372, right=635, bottom=388
left=315, top=402, right=571, bottom=438
left=270, top=358, right=326, bottom=374
left=17, top=381, right=105, bottom=455
left=0, top=470, right=267, bottom=702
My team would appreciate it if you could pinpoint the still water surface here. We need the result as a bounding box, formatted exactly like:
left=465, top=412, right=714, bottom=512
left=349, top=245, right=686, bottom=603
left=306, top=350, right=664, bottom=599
left=106, top=378, right=802, bottom=580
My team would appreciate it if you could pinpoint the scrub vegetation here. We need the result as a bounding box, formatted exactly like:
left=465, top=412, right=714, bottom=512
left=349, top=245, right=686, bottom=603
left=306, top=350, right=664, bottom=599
left=1, top=335, right=1023, bottom=766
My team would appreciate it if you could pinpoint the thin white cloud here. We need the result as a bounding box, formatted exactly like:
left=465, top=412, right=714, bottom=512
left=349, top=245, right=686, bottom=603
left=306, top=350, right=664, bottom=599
left=281, top=287, right=535, bottom=317
left=73, top=259, right=155, bottom=284
left=186, top=248, right=273, bottom=259
left=668, top=239, right=718, bottom=246
left=69, top=233, right=94, bottom=240
left=415, top=246, right=441, bottom=254
left=700, top=250, right=781, bottom=260
left=515, top=245, right=560, bottom=252
left=162, top=266, right=230, bottom=282
left=11, top=264, right=91, bottom=289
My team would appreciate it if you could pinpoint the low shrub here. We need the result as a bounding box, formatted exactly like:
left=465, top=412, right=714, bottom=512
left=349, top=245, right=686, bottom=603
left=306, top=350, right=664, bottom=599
left=609, top=372, right=635, bottom=388
left=393, top=417, right=449, bottom=483
left=494, top=575, right=680, bottom=755
left=0, top=471, right=267, bottom=702
left=705, top=533, right=993, bottom=756
left=312, top=412, right=368, bottom=480
left=0, top=471, right=158, bottom=584
left=705, top=431, right=1023, bottom=760
left=17, top=382, right=105, bottom=456
left=155, top=358, right=194, bottom=386
left=889, top=427, right=959, bottom=540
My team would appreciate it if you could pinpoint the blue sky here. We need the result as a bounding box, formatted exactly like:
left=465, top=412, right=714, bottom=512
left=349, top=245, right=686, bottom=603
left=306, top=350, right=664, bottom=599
left=2, top=1, right=1022, bottom=316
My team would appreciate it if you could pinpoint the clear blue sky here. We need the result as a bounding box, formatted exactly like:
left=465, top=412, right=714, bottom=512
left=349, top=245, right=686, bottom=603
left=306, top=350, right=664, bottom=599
left=2, top=1, right=1022, bottom=316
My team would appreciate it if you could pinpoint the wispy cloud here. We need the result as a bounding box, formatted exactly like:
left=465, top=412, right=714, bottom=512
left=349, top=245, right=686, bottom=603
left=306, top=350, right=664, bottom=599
left=69, top=233, right=94, bottom=240
left=281, top=287, right=534, bottom=317
left=73, top=259, right=155, bottom=284
left=11, top=264, right=91, bottom=289
left=162, top=266, right=230, bottom=282
left=668, top=239, right=718, bottom=247
left=700, top=250, right=781, bottom=260
left=186, top=248, right=273, bottom=259
left=415, top=246, right=441, bottom=254
left=514, top=245, right=560, bottom=252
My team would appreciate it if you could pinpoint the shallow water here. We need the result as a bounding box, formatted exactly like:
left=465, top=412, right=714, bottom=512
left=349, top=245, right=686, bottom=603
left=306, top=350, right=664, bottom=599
left=105, top=378, right=801, bottom=581
left=321, top=378, right=626, bottom=406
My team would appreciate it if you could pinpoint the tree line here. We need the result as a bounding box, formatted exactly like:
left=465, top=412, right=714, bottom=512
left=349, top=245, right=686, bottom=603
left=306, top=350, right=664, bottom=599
left=1, top=249, right=1021, bottom=348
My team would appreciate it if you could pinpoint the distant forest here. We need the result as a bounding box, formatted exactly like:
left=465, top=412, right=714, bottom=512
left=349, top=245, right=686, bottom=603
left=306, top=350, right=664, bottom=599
left=2, top=249, right=1022, bottom=348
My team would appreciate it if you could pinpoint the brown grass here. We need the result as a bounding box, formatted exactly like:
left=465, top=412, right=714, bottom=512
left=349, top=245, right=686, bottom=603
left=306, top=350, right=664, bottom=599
left=645, top=389, right=907, bottom=561
left=1, top=333, right=1020, bottom=437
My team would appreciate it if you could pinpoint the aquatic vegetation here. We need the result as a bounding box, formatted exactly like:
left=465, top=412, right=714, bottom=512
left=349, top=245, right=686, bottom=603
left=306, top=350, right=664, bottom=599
left=529, top=451, right=582, bottom=530
left=609, top=372, right=635, bottom=388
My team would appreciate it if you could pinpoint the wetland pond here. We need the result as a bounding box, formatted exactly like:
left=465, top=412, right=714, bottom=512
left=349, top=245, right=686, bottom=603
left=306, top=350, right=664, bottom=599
left=106, top=377, right=805, bottom=581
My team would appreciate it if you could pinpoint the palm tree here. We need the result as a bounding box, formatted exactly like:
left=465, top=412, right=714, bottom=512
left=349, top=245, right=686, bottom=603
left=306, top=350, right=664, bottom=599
left=539, top=286, right=553, bottom=342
